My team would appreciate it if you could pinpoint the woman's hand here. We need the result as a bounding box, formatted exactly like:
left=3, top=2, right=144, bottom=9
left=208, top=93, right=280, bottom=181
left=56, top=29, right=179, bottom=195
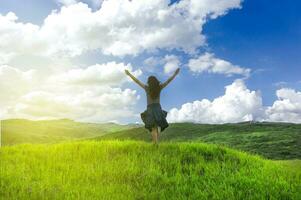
left=161, top=68, right=180, bottom=89
left=125, top=69, right=130, bottom=75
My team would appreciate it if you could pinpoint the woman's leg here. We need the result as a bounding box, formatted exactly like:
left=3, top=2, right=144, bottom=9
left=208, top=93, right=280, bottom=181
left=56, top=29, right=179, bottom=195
left=157, top=126, right=161, bottom=143
left=151, top=127, right=157, bottom=144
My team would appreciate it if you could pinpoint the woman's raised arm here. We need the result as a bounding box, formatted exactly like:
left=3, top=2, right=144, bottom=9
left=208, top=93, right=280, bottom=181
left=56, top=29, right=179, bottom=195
left=125, top=69, right=146, bottom=89
left=161, top=68, right=180, bottom=89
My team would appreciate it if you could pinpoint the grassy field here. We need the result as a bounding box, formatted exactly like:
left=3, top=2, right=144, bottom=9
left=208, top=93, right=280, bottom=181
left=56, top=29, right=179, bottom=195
left=2, top=119, right=301, bottom=160
left=1, top=140, right=300, bottom=199
left=99, top=122, right=301, bottom=160
left=273, top=160, right=301, bottom=174
left=1, top=119, right=136, bottom=145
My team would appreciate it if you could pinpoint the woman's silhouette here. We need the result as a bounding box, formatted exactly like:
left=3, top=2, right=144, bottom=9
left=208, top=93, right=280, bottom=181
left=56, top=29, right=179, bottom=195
left=125, top=68, right=180, bottom=144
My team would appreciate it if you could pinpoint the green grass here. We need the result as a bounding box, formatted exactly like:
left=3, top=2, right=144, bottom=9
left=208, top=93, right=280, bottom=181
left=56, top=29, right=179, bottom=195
left=1, top=119, right=136, bottom=146
left=273, top=160, right=301, bottom=174
left=0, top=141, right=300, bottom=199
left=99, top=122, right=301, bottom=159
left=3, top=119, right=301, bottom=160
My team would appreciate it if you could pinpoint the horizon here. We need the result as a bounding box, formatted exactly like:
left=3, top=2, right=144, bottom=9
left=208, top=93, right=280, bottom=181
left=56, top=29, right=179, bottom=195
left=1, top=0, right=301, bottom=124
left=2, top=118, right=300, bottom=126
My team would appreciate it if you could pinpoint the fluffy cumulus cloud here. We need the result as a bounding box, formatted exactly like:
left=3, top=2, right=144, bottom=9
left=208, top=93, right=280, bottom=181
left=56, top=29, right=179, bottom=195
left=143, top=55, right=180, bottom=74
left=143, top=56, right=164, bottom=72
left=167, top=79, right=264, bottom=123
left=50, top=62, right=141, bottom=86
left=0, top=65, right=37, bottom=119
left=0, top=0, right=243, bottom=63
left=1, top=63, right=141, bottom=122
left=188, top=53, right=250, bottom=77
left=0, top=65, right=36, bottom=105
left=0, top=13, right=42, bottom=64
left=8, top=88, right=138, bottom=122
left=56, top=0, right=77, bottom=6
left=55, top=0, right=103, bottom=8
left=265, top=88, right=301, bottom=123
left=168, top=79, right=301, bottom=124
left=163, top=55, right=181, bottom=74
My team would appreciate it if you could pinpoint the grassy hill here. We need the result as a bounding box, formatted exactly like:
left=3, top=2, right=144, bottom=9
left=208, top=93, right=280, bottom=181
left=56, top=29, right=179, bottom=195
left=98, top=122, right=301, bottom=160
left=1, top=119, right=137, bottom=145
left=0, top=141, right=300, bottom=199
left=2, top=119, right=301, bottom=160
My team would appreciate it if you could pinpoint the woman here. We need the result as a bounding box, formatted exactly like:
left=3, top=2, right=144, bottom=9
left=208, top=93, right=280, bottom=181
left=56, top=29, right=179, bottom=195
left=125, top=68, right=180, bottom=144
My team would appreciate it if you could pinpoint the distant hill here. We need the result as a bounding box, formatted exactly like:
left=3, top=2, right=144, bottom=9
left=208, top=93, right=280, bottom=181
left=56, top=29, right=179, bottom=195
left=0, top=141, right=300, bottom=199
left=98, top=122, right=301, bottom=159
left=1, top=119, right=137, bottom=145
left=2, top=119, right=301, bottom=159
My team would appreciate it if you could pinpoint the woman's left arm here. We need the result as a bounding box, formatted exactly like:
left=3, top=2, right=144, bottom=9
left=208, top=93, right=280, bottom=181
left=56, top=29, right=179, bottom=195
left=161, top=68, right=180, bottom=89
left=125, top=69, right=146, bottom=89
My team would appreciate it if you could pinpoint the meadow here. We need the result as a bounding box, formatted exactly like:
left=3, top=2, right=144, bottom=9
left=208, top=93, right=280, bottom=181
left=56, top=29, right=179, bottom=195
left=1, top=119, right=301, bottom=199
left=3, top=120, right=301, bottom=160
left=1, top=141, right=300, bottom=199
left=99, top=122, right=301, bottom=160
left=1, top=119, right=136, bottom=145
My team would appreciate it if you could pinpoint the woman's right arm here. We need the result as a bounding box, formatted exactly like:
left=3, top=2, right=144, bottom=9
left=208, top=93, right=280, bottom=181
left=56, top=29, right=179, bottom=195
left=161, top=68, right=180, bottom=89
left=125, top=69, right=146, bottom=89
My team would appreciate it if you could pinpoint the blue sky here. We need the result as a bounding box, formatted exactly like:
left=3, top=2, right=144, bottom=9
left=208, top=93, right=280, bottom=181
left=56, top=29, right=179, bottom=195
left=203, top=0, right=301, bottom=104
left=0, top=0, right=301, bottom=124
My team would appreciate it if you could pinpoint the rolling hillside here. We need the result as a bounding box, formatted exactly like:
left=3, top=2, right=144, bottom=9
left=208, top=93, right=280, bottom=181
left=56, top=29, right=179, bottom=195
left=1, top=119, right=137, bottom=145
left=98, top=122, right=301, bottom=159
left=2, top=119, right=301, bottom=160
left=0, top=141, right=300, bottom=199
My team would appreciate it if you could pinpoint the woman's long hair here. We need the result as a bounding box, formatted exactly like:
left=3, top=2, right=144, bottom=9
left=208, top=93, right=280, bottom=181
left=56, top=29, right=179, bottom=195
left=147, top=76, right=161, bottom=99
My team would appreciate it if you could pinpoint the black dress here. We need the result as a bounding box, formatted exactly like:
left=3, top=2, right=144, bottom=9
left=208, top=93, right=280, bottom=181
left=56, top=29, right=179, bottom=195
left=140, top=86, right=169, bottom=132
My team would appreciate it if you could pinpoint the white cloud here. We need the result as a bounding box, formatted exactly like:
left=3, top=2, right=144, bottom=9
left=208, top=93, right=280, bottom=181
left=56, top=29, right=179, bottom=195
left=143, top=56, right=162, bottom=67
left=0, top=12, right=45, bottom=64
left=0, top=65, right=36, bottom=105
left=55, top=0, right=103, bottom=8
left=0, top=65, right=38, bottom=119
left=0, top=0, right=243, bottom=63
left=56, top=0, right=78, bottom=6
left=168, top=79, right=301, bottom=124
left=182, top=0, right=242, bottom=19
left=8, top=88, right=138, bottom=122
left=167, top=79, right=264, bottom=124
left=1, top=62, right=141, bottom=122
left=143, top=55, right=180, bottom=74
left=163, top=55, right=181, bottom=74
left=50, top=61, right=141, bottom=86
left=143, top=56, right=164, bottom=72
left=265, top=88, right=301, bottom=123
left=188, top=53, right=250, bottom=77
left=2, top=64, right=301, bottom=123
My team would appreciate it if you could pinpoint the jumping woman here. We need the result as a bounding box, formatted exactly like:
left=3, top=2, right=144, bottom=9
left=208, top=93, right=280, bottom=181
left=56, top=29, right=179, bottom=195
left=125, top=68, right=180, bottom=144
